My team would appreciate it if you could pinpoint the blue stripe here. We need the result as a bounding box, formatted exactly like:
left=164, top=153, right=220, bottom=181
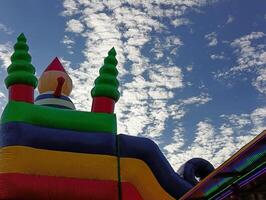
left=40, top=104, right=72, bottom=109
left=118, top=134, right=193, bottom=198
left=0, top=122, right=116, bottom=156
left=35, top=94, right=73, bottom=102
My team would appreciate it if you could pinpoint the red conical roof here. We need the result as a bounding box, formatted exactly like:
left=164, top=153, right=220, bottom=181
left=44, top=57, right=66, bottom=73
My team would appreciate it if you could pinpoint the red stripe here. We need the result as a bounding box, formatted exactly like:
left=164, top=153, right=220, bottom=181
left=122, top=182, right=144, bottom=200
left=0, top=173, right=143, bottom=200
left=9, top=84, right=34, bottom=103
left=0, top=173, right=118, bottom=200
left=91, top=97, right=115, bottom=114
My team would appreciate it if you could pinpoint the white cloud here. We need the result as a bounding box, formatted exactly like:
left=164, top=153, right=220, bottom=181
left=164, top=106, right=266, bottom=170
left=62, top=35, right=75, bottom=46
left=210, top=53, right=225, bottom=60
left=165, top=120, right=221, bottom=169
left=226, top=15, right=234, bottom=24
left=171, top=18, right=190, bottom=27
left=230, top=32, right=265, bottom=72
left=61, top=35, right=75, bottom=54
left=66, top=19, right=85, bottom=33
left=221, top=113, right=251, bottom=129
left=0, top=92, right=5, bottom=98
left=0, top=91, right=7, bottom=115
left=250, top=107, right=266, bottom=134
left=180, top=93, right=212, bottom=106
left=215, top=32, right=266, bottom=94
left=150, top=36, right=183, bottom=60
left=148, top=66, right=183, bottom=89
left=186, top=65, right=193, bottom=72
left=61, top=0, right=80, bottom=16
left=259, top=51, right=266, bottom=62
left=0, top=23, right=13, bottom=35
left=164, top=127, right=185, bottom=154
left=205, top=32, right=218, bottom=46
left=0, top=42, right=12, bottom=69
left=252, top=68, right=266, bottom=94
left=221, top=108, right=266, bottom=137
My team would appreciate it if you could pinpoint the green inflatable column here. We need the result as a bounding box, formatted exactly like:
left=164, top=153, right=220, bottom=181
left=91, top=47, right=120, bottom=114
left=5, top=33, right=38, bottom=103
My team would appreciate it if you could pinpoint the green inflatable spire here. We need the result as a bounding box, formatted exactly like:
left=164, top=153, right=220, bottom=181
left=91, top=47, right=120, bottom=102
left=5, top=33, right=38, bottom=88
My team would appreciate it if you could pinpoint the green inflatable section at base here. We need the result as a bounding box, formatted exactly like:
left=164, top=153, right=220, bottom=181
left=1, top=101, right=117, bottom=134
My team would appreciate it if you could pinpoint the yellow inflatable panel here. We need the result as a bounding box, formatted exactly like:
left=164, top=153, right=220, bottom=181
left=38, top=71, right=72, bottom=95
left=0, top=146, right=117, bottom=181
left=120, top=158, right=175, bottom=200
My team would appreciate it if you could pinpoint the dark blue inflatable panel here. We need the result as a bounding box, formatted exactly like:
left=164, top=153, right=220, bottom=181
left=0, top=122, right=116, bottom=156
left=118, top=134, right=193, bottom=199
left=183, top=158, right=215, bottom=186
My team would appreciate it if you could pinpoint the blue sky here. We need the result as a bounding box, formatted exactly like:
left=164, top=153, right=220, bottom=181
left=0, top=0, right=266, bottom=169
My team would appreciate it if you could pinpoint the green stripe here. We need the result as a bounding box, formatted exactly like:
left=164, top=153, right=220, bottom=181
left=1, top=101, right=117, bottom=134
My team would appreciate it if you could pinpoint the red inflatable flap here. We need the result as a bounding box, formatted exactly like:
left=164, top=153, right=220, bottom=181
left=0, top=173, right=144, bottom=200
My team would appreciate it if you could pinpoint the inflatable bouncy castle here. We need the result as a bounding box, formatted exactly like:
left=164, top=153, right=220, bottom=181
left=1, top=33, right=265, bottom=200
left=0, top=33, right=221, bottom=200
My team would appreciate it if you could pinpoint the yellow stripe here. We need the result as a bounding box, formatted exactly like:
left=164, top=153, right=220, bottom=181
left=120, top=158, right=175, bottom=200
left=0, top=146, right=117, bottom=180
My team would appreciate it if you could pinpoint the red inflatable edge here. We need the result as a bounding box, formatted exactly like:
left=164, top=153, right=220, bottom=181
left=0, top=173, right=143, bottom=200
left=91, top=96, right=115, bottom=114
left=9, top=84, right=34, bottom=103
